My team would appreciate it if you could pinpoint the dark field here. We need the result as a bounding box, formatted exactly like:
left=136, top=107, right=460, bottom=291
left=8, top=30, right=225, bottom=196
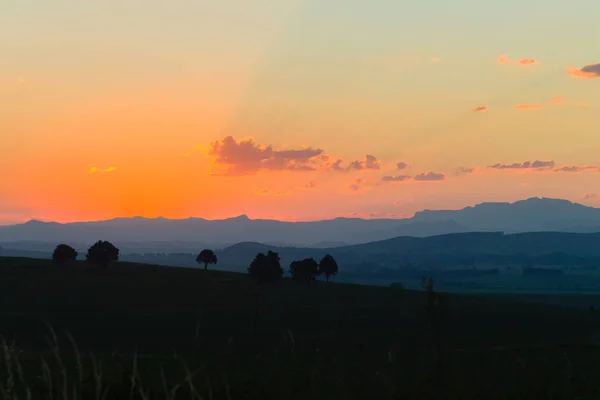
left=2, top=257, right=600, bottom=399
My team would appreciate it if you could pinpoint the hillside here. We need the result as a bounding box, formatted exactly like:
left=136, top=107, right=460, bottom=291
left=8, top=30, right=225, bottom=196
left=2, top=256, right=600, bottom=399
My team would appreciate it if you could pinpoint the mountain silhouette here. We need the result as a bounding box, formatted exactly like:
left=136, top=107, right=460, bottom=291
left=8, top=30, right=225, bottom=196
left=2, top=197, right=600, bottom=248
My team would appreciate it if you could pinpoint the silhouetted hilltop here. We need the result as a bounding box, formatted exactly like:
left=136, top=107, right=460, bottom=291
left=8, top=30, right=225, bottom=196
left=413, top=197, right=600, bottom=232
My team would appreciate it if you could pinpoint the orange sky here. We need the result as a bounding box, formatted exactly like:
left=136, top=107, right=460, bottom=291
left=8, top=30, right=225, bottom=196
left=2, top=0, right=600, bottom=224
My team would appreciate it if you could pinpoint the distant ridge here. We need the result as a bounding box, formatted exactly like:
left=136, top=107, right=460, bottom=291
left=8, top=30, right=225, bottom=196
left=2, top=198, right=600, bottom=247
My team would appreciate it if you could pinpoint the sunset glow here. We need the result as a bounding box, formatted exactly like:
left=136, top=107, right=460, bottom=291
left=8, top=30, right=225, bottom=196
left=2, top=0, right=600, bottom=224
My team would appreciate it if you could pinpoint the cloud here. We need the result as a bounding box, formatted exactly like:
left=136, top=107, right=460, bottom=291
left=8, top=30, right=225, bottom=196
left=396, top=162, right=408, bottom=170
left=349, top=178, right=364, bottom=192
left=551, top=95, right=589, bottom=106
left=472, top=106, right=487, bottom=112
left=208, top=136, right=324, bottom=175
left=89, top=167, right=116, bottom=174
left=585, top=193, right=597, bottom=200
left=568, top=63, right=600, bottom=79
left=381, top=175, right=412, bottom=182
left=432, top=57, right=441, bottom=63
left=497, top=54, right=539, bottom=65
left=554, top=165, right=599, bottom=173
left=489, top=160, right=555, bottom=170
left=305, top=181, right=318, bottom=189
left=454, top=166, right=475, bottom=176
left=414, top=172, right=445, bottom=181
left=514, top=104, right=543, bottom=110
left=348, top=154, right=381, bottom=170
left=329, top=159, right=345, bottom=171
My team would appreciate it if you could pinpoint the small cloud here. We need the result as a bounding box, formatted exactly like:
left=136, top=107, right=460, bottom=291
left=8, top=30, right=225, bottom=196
left=89, top=167, right=116, bottom=174
left=432, top=57, right=441, bottom=63
left=585, top=193, right=597, bottom=200
left=414, top=172, right=445, bottom=181
left=472, top=106, right=488, bottom=113
left=381, top=175, right=412, bottom=182
left=568, top=63, right=600, bottom=79
left=396, top=162, right=408, bottom=170
left=497, top=54, right=539, bottom=66
left=305, top=181, right=318, bottom=189
left=348, top=154, right=381, bottom=170
left=489, top=160, right=555, bottom=170
left=329, top=159, right=345, bottom=171
left=454, top=166, right=475, bottom=176
left=349, top=178, right=364, bottom=192
left=552, top=95, right=589, bottom=106
left=514, top=104, right=543, bottom=110
left=554, top=165, right=599, bottom=173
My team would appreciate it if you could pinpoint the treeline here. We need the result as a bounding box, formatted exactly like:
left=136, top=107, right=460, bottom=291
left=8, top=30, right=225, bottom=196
left=50, top=242, right=340, bottom=283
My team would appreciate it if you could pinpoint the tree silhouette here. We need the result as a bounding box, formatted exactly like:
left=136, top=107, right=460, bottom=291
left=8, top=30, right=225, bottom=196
left=86, top=240, right=119, bottom=268
left=290, top=258, right=320, bottom=283
left=319, top=254, right=338, bottom=282
left=248, top=251, right=283, bottom=283
left=52, top=244, right=78, bottom=265
left=196, top=249, right=217, bottom=270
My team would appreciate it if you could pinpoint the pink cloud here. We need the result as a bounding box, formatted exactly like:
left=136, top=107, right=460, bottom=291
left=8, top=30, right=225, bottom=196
left=568, top=63, right=600, bottom=79
left=514, top=104, right=543, bottom=110
left=552, top=95, right=589, bottom=106
left=472, top=106, right=488, bottom=113
left=497, top=54, right=539, bottom=66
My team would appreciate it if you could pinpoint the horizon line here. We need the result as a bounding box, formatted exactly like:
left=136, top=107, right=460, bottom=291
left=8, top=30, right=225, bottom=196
left=0, top=196, right=581, bottom=227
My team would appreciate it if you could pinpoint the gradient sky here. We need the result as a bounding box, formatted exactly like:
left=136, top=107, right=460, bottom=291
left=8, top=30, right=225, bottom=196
left=2, top=0, right=600, bottom=224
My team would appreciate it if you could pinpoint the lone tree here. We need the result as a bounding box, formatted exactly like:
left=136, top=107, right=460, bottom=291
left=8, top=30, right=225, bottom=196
left=319, top=254, right=338, bottom=282
left=52, top=244, right=78, bottom=264
left=248, top=250, right=283, bottom=283
left=196, top=249, right=217, bottom=270
left=290, top=258, right=320, bottom=283
left=86, top=240, right=119, bottom=268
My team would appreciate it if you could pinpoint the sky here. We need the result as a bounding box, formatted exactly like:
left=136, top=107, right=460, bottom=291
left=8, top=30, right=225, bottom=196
left=1, top=0, right=600, bottom=224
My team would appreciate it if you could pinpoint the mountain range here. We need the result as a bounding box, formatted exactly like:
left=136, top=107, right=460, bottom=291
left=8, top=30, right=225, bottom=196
left=2, top=198, right=600, bottom=251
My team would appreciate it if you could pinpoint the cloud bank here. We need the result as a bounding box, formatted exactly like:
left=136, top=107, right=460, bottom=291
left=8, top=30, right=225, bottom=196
left=208, top=136, right=324, bottom=175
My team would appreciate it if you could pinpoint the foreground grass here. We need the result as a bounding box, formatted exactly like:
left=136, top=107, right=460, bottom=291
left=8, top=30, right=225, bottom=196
left=2, top=257, right=600, bottom=398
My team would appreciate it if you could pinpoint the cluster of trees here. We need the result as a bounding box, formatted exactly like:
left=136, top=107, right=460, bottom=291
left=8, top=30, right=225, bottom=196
left=52, top=241, right=119, bottom=267
left=290, top=255, right=338, bottom=283
left=51, top=244, right=339, bottom=283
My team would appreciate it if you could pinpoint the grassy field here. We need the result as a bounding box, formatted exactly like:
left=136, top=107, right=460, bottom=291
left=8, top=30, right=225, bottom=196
left=2, top=256, right=600, bottom=399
